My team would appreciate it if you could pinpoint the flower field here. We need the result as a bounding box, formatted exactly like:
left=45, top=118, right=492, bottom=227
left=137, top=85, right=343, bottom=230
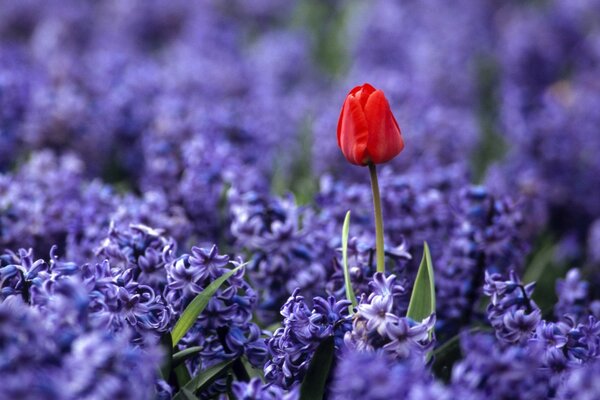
left=1, top=1, right=600, bottom=399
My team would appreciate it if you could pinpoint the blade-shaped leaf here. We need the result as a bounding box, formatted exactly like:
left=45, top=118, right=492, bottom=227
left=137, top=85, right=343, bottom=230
left=159, top=332, right=173, bottom=380
left=175, top=364, right=191, bottom=387
left=406, top=242, right=436, bottom=323
left=173, top=346, right=204, bottom=367
left=171, top=265, right=244, bottom=346
left=173, top=359, right=234, bottom=400
left=341, top=211, right=357, bottom=310
left=180, top=388, right=199, bottom=400
left=299, top=336, right=335, bottom=400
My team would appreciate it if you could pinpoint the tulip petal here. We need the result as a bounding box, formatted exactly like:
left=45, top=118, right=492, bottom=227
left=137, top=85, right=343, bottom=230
left=337, top=95, right=369, bottom=165
left=351, top=83, right=376, bottom=109
left=364, top=90, right=404, bottom=164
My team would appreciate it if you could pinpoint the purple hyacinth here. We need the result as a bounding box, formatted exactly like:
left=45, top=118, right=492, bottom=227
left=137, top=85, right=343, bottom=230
left=490, top=0, right=600, bottom=256
left=451, top=333, right=551, bottom=400
left=0, top=247, right=50, bottom=302
left=345, top=273, right=435, bottom=360
left=0, top=296, right=64, bottom=400
left=0, top=281, right=162, bottom=400
left=331, top=347, right=451, bottom=400
left=530, top=315, right=600, bottom=373
left=229, top=191, right=332, bottom=322
left=436, top=186, right=529, bottom=334
left=484, top=270, right=541, bottom=344
left=232, top=378, right=298, bottom=400
left=264, top=289, right=351, bottom=389
left=63, top=329, right=161, bottom=400
left=165, top=244, right=268, bottom=378
left=96, top=223, right=175, bottom=293
left=0, top=151, right=191, bottom=264
left=556, top=359, right=600, bottom=400
left=555, top=268, right=589, bottom=321
left=326, top=235, right=411, bottom=302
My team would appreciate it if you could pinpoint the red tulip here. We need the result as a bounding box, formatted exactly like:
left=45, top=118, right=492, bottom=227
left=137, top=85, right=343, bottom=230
left=337, top=83, right=404, bottom=166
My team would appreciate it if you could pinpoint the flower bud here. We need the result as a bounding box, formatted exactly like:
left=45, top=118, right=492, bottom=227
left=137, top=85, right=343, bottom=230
left=337, top=83, right=404, bottom=165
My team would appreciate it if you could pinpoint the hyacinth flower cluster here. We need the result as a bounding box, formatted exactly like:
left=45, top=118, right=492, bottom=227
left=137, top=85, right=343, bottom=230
left=165, top=244, right=268, bottom=372
left=436, top=186, right=529, bottom=336
left=326, top=235, right=412, bottom=303
left=0, top=220, right=270, bottom=398
left=484, top=270, right=541, bottom=344
left=482, top=269, right=600, bottom=382
left=264, top=289, right=352, bottom=389
left=330, top=347, right=449, bottom=400
left=345, top=273, right=435, bottom=360
left=0, top=266, right=161, bottom=400
left=0, top=151, right=191, bottom=263
left=229, top=190, right=334, bottom=322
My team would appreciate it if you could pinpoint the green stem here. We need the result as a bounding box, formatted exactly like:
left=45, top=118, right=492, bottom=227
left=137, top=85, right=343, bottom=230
left=368, top=162, right=385, bottom=274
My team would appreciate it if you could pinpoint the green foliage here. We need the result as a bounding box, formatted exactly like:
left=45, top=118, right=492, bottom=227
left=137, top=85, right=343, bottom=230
left=406, top=242, right=436, bottom=323
left=172, top=359, right=234, bottom=400
left=299, top=336, right=335, bottom=400
left=342, top=211, right=357, bottom=311
left=159, top=333, right=173, bottom=381
left=171, top=265, right=244, bottom=346
left=172, top=347, right=204, bottom=368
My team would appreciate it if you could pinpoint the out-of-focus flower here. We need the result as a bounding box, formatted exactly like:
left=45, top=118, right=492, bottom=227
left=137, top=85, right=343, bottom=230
left=451, top=333, right=551, bottom=400
left=331, top=347, right=451, bottom=400
left=337, top=83, right=404, bottom=166
left=557, top=359, right=600, bottom=400
left=436, top=186, right=529, bottom=336
left=555, top=269, right=589, bottom=320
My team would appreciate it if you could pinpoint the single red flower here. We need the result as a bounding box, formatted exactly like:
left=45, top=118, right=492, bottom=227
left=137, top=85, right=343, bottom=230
left=337, top=83, right=404, bottom=166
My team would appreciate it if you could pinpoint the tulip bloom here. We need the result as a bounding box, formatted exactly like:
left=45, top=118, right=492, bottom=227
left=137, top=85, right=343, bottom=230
left=337, top=83, right=404, bottom=166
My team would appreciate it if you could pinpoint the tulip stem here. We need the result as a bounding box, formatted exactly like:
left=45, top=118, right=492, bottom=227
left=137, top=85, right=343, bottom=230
left=368, top=162, right=385, bottom=274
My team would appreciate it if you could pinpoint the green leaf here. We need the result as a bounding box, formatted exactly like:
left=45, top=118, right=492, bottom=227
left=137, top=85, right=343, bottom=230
left=173, top=346, right=204, bottom=367
left=406, top=242, right=436, bottom=323
left=159, top=332, right=173, bottom=380
left=180, top=388, right=199, bottom=400
left=173, top=359, right=234, bottom=400
left=299, top=336, right=335, bottom=400
left=171, top=264, right=244, bottom=346
left=174, top=364, right=191, bottom=387
left=341, top=211, right=357, bottom=311
left=523, top=237, right=555, bottom=284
